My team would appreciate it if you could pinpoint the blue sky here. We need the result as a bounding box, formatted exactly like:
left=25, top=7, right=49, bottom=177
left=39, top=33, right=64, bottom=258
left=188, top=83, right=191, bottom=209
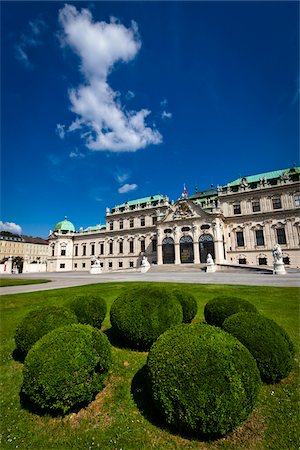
left=1, top=1, right=299, bottom=237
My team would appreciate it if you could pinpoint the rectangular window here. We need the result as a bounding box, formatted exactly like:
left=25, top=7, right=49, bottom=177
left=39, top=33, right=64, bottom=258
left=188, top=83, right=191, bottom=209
left=61, top=249, right=66, bottom=256
left=272, top=197, right=282, bottom=209
left=119, top=220, right=123, bottom=230
left=82, top=245, right=86, bottom=256
left=109, top=242, right=113, bottom=254
left=129, top=261, right=134, bottom=268
left=52, top=247, right=55, bottom=256
left=75, top=246, right=78, bottom=257
left=236, top=231, right=245, bottom=247
left=294, top=195, right=300, bottom=207
left=141, top=239, right=145, bottom=253
left=252, top=200, right=260, bottom=212
left=91, top=244, right=95, bottom=256
left=152, top=216, right=157, bottom=225
left=60, top=263, right=65, bottom=269
left=82, top=263, right=86, bottom=268
left=119, top=241, right=123, bottom=254
left=141, top=217, right=145, bottom=227
left=129, top=240, right=134, bottom=253
left=100, top=243, right=104, bottom=255
left=258, top=257, right=267, bottom=265
left=119, top=261, right=123, bottom=268
left=276, top=228, right=287, bottom=245
left=74, top=263, right=77, bottom=268
left=109, top=262, right=112, bottom=269
left=152, top=239, right=157, bottom=252
left=110, top=222, right=114, bottom=231
left=130, top=218, right=134, bottom=228
left=233, top=204, right=241, bottom=215
left=255, top=229, right=265, bottom=246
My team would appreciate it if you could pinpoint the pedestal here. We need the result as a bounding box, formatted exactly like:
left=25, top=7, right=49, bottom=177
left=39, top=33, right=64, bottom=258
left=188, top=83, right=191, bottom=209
left=206, top=263, right=217, bottom=273
left=90, top=266, right=102, bottom=274
left=273, top=261, right=286, bottom=275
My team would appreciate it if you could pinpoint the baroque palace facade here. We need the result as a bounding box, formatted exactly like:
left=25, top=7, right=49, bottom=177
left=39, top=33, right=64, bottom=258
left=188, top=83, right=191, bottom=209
left=47, top=167, right=300, bottom=272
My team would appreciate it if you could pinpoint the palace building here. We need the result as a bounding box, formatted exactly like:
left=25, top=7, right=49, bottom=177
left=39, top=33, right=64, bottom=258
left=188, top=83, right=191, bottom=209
left=47, top=167, right=300, bottom=272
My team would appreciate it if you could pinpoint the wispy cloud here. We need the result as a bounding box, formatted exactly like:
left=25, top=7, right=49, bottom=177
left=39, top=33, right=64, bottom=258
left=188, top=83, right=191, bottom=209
left=0, top=221, right=22, bottom=234
left=160, top=98, right=168, bottom=107
left=47, top=154, right=62, bottom=166
left=162, top=111, right=172, bottom=120
left=14, top=17, right=47, bottom=69
left=56, top=123, right=66, bottom=139
left=69, top=149, right=85, bottom=159
left=115, top=172, right=130, bottom=183
left=118, top=183, right=138, bottom=194
left=58, top=4, right=162, bottom=152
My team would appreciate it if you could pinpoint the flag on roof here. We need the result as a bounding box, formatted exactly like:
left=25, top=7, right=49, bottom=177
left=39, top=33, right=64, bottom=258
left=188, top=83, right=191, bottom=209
left=183, top=183, right=188, bottom=198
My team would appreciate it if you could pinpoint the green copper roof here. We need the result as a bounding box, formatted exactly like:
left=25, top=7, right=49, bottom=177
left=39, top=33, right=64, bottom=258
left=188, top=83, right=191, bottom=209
left=114, top=194, right=165, bottom=209
left=227, top=167, right=300, bottom=187
left=54, top=217, right=75, bottom=233
left=84, top=224, right=106, bottom=232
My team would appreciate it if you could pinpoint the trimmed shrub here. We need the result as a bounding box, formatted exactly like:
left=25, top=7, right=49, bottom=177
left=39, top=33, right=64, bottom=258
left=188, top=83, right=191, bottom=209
left=110, top=285, right=183, bottom=349
left=223, top=312, right=294, bottom=383
left=204, top=296, right=258, bottom=327
left=15, top=306, right=78, bottom=357
left=147, top=323, right=261, bottom=437
left=69, top=295, right=107, bottom=328
left=21, top=324, right=111, bottom=415
left=171, top=289, right=197, bottom=323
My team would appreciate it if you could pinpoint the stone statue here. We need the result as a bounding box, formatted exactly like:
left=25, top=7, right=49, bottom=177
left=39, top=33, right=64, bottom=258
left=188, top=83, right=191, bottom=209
left=90, top=257, right=102, bottom=274
left=140, top=255, right=151, bottom=273
left=272, top=244, right=286, bottom=275
left=206, top=253, right=216, bottom=273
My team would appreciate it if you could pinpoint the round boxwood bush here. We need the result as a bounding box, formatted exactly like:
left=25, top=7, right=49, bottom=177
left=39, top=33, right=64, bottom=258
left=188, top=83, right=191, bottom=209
left=110, top=285, right=183, bottom=349
left=223, top=312, right=294, bottom=383
left=21, top=324, right=111, bottom=415
left=171, top=289, right=197, bottom=323
left=147, top=323, right=261, bottom=437
left=15, top=306, right=78, bottom=357
left=69, top=295, right=107, bottom=328
left=204, top=296, right=258, bottom=327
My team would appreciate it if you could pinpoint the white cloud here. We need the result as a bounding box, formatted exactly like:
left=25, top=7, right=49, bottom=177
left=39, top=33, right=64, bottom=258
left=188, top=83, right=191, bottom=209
left=0, top=221, right=22, bottom=234
left=56, top=123, right=66, bottom=139
left=126, top=90, right=135, bottom=100
left=160, top=98, right=168, bottom=106
left=69, top=149, right=85, bottom=159
left=162, top=111, right=172, bottom=120
left=116, top=172, right=130, bottom=183
left=58, top=4, right=162, bottom=152
left=15, top=18, right=47, bottom=69
left=118, top=183, right=137, bottom=194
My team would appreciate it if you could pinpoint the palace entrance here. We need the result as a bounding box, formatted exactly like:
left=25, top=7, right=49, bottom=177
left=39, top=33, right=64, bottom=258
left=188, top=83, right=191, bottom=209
left=162, top=237, right=175, bottom=264
left=180, top=236, right=194, bottom=263
left=199, top=234, right=215, bottom=263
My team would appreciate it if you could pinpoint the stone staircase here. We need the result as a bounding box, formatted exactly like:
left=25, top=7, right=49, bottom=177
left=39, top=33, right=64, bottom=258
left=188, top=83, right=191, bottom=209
left=149, top=264, right=205, bottom=272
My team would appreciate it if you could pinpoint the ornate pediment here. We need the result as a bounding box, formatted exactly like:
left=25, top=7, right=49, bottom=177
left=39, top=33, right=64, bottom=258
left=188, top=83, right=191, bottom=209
left=173, top=200, right=195, bottom=219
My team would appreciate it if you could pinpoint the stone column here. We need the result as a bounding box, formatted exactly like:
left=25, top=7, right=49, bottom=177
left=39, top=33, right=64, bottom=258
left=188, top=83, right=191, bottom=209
left=212, top=219, right=224, bottom=264
left=174, top=242, right=181, bottom=264
left=285, top=219, right=294, bottom=247
left=156, top=229, right=163, bottom=265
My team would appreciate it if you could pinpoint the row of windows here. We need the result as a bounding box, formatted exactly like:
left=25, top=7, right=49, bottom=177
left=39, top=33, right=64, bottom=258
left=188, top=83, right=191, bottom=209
left=58, top=239, right=158, bottom=257
left=64, top=260, right=136, bottom=270
left=109, top=216, right=157, bottom=230
left=236, top=228, right=287, bottom=248
left=233, top=195, right=300, bottom=215
left=237, top=256, right=290, bottom=265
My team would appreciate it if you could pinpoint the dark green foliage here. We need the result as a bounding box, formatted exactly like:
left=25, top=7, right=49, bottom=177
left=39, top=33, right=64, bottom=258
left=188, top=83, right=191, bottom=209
left=14, top=306, right=78, bottom=357
left=147, top=323, right=261, bottom=437
left=171, top=289, right=197, bottom=323
left=69, top=295, right=107, bottom=328
left=110, top=285, right=183, bottom=349
left=21, top=324, right=111, bottom=415
left=223, top=312, right=294, bottom=383
left=204, top=296, right=258, bottom=327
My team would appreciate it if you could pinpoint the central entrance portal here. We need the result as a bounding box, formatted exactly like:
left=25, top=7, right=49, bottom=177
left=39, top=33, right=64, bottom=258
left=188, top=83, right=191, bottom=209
left=180, top=236, right=194, bottom=263
left=162, top=237, right=175, bottom=264
left=199, top=234, right=215, bottom=263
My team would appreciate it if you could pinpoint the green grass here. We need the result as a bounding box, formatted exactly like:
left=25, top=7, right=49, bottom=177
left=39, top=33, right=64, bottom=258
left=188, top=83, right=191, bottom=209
left=0, top=282, right=299, bottom=449
left=0, top=278, right=50, bottom=287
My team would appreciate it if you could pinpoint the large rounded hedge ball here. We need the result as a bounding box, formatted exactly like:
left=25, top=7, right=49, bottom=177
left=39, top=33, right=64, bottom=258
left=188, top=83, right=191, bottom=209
left=69, top=295, right=107, bottom=328
left=21, top=324, right=111, bottom=415
left=15, top=306, right=78, bottom=357
left=147, top=323, right=261, bottom=437
left=223, top=312, right=294, bottom=384
left=110, top=285, right=183, bottom=349
left=204, top=296, right=258, bottom=327
left=171, top=289, right=197, bottom=323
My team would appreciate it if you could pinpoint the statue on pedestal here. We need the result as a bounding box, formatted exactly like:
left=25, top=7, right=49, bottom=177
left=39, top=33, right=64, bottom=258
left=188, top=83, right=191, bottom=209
left=272, top=244, right=286, bottom=275
left=90, top=257, right=102, bottom=274
left=140, top=256, right=151, bottom=273
left=206, top=253, right=216, bottom=273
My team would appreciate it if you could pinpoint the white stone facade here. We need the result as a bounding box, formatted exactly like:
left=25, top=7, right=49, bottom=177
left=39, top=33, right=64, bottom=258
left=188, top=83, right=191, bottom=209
left=47, top=168, right=300, bottom=271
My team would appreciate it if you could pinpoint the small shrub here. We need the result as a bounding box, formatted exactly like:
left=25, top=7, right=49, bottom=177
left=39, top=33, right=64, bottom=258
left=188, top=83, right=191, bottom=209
left=69, top=295, right=107, bottom=328
left=110, top=285, right=183, bottom=349
left=204, top=296, right=258, bottom=327
left=147, top=323, right=261, bottom=437
left=15, top=306, right=78, bottom=357
left=223, top=312, right=294, bottom=383
left=171, top=289, right=197, bottom=323
left=21, top=324, right=111, bottom=415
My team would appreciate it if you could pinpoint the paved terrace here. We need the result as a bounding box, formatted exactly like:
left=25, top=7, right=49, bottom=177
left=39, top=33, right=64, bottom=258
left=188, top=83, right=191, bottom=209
left=0, top=269, right=299, bottom=295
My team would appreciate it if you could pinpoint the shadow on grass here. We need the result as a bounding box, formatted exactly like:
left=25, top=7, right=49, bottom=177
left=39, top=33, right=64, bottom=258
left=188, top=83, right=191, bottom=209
left=104, top=327, right=151, bottom=352
left=131, top=365, right=223, bottom=443
left=12, top=347, right=25, bottom=363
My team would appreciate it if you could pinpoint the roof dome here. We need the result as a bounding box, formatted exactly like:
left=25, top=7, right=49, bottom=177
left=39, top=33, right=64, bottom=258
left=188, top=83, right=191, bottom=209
left=54, top=217, right=75, bottom=233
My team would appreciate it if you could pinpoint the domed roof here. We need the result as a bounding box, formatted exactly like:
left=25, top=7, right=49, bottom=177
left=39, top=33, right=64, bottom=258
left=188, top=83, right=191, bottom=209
left=54, top=217, right=75, bottom=233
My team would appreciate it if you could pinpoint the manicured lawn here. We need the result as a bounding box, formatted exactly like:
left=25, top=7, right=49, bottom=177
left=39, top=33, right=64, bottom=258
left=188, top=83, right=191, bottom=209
left=0, top=282, right=299, bottom=449
left=0, top=278, right=50, bottom=287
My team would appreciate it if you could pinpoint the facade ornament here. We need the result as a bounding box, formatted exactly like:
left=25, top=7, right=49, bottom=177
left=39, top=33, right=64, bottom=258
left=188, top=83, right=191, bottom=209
left=173, top=200, right=194, bottom=220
